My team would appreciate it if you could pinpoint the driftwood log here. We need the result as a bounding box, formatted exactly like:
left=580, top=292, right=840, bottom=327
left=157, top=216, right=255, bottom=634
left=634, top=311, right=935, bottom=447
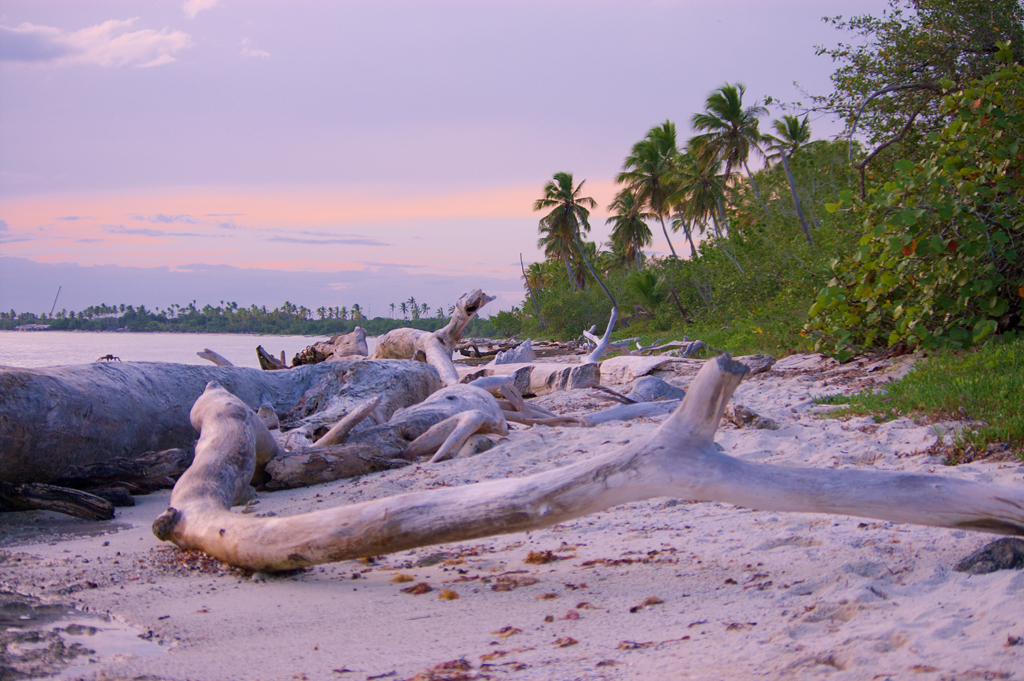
left=263, top=384, right=507, bottom=488
left=291, top=327, right=369, bottom=366
left=0, top=482, right=115, bottom=521
left=372, top=289, right=495, bottom=386
left=153, top=355, right=1024, bottom=572
left=0, top=360, right=440, bottom=485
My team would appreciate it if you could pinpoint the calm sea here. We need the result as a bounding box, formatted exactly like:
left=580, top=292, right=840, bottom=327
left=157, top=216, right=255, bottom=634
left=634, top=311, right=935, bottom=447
left=0, top=330, right=376, bottom=369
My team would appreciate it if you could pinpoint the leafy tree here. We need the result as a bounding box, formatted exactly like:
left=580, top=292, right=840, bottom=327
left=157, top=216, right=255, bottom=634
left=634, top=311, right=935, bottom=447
left=491, top=308, right=523, bottom=338
left=535, top=172, right=597, bottom=290
left=617, top=121, right=683, bottom=261
left=813, top=0, right=1024, bottom=189
left=606, top=189, right=653, bottom=271
left=808, top=47, right=1024, bottom=358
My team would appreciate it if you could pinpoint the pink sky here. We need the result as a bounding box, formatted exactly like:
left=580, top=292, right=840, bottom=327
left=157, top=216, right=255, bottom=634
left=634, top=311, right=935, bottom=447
left=0, top=0, right=891, bottom=315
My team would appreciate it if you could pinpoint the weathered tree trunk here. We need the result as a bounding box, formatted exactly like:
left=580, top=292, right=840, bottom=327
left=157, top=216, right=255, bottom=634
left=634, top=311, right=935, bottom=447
left=779, top=150, right=812, bottom=245
left=0, top=360, right=441, bottom=484
left=153, top=356, right=1024, bottom=572
left=371, top=290, right=495, bottom=386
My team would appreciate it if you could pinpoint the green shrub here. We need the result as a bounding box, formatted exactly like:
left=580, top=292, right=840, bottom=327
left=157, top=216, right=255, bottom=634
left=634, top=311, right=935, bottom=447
left=808, top=46, right=1024, bottom=359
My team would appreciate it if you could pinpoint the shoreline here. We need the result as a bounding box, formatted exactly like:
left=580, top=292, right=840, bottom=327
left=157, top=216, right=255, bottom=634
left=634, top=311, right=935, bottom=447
left=1, top=354, right=1022, bottom=680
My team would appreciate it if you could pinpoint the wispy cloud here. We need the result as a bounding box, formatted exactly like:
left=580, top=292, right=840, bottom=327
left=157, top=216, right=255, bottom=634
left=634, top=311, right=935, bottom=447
left=240, top=38, right=270, bottom=59
left=183, top=0, right=219, bottom=19
left=76, top=238, right=102, bottom=243
left=0, top=19, right=192, bottom=68
left=266, top=236, right=388, bottom=246
left=56, top=215, right=95, bottom=221
left=104, top=224, right=222, bottom=238
left=0, top=220, right=8, bottom=232
left=149, top=213, right=199, bottom=224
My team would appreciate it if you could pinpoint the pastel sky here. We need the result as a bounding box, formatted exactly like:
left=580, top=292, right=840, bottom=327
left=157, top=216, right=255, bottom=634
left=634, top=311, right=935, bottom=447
left=0, top=0, right=889, bottom=317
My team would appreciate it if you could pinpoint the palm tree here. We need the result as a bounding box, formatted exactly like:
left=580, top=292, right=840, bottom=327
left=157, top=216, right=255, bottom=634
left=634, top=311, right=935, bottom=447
left=389, top=302, right=396, bottom=319
left=765, top=114, right=811, bottom=163
left=534, top=171, right=596, bottom=291
left=605, top=189, right=653, bottom=271
left=690, top=83, right=767, bottom=218
left=672, top=150, right=726, bottom=238
left=399, top=302, right=408, bottom=319
left=535, top=171, right=617, bottom=308
left=617, top=121, right=682, bottom=261
left=690, top=83, right=766, bottom=181
left=765, top=115, right=813, bottom=245
left=672, top=148, right=745, bottom=273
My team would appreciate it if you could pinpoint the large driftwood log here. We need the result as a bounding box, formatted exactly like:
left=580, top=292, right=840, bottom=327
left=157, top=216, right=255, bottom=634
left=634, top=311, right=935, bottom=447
left=0, top=360, right=440, bottom=484
left=371, top=289, right=495, bottom=386
left=153, top=356, right=1024, bottom=572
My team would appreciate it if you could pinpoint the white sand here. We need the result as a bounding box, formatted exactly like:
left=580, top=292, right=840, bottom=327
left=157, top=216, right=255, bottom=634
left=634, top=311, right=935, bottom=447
left=2, top=354, right=1022, bottom=680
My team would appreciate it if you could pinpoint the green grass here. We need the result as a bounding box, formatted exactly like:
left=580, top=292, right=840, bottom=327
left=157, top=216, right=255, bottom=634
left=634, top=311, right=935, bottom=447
left=814, top=337, right=1024, bottom=464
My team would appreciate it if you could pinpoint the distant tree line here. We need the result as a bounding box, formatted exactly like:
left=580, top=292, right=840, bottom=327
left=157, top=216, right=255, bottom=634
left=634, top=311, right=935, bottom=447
left=0, top=300, right=497, bottom=337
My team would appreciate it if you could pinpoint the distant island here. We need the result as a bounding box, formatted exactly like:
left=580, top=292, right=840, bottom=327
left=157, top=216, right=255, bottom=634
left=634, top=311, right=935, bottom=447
left=0, top=301, right=501, bottom=338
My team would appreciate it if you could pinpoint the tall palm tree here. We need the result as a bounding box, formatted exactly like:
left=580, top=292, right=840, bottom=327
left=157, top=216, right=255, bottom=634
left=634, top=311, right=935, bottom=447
left=690, top=83, right=766, bottom=181
left=765, top=115, right=813, bottom=244
left=605, top=189, right=653, bottom=271
left=690, top=83, right=767, bottom=218
left=765, top=114, right=811, bottom=161
left=535, top=171, right=616, bottom=307
left=534, top=172, right=597, bottom=291
left=617, top=121, right=682, bottom=261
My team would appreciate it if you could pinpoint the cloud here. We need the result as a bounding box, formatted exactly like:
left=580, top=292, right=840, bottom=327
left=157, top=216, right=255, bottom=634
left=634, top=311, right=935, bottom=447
left=103, top=224, right=221, bottom=238
left=266, top=236, right=388, bottom=246
left=148, top=213, right=198, bottom=224
left=183, top=0, right=219, bottom=19
left=56, top=215, right=95, bottom=221
left=0, top=19, right=192, bottom=68
left=240, top=38, right=270, bottom=59
left=76, top=238, right=102, bottom=243
left=0, top=220, right=8, bottom=232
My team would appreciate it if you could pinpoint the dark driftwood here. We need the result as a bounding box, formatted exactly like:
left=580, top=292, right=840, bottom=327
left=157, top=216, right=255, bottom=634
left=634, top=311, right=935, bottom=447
left=256, top=346, right=288, bottom=370
left=153, top=356, right=1024, bottom=572
left=0, top=360, right=441, bottom=484
left=51, top=448, right=191, bottom=494
left=264, top=385, right=506, bottom=489
left=0, top=482, right=115, bottom=521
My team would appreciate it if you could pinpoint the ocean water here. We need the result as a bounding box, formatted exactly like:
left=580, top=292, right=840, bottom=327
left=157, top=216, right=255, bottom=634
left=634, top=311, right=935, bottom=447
left=0, top=330, right=375, bottom=369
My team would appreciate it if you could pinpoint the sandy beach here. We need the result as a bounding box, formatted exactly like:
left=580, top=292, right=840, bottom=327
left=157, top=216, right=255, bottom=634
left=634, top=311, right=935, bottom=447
left=2, top=353, right=1022, bottom=681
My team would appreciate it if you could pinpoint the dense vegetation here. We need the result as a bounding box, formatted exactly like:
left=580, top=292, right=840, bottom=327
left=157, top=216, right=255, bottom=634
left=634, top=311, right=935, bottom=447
left=512, top=1, right=1022, bottom=362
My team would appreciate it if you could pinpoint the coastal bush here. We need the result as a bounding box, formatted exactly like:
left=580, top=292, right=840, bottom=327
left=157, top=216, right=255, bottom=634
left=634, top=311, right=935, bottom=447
left=807, top=48, right=1024, bottom=359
